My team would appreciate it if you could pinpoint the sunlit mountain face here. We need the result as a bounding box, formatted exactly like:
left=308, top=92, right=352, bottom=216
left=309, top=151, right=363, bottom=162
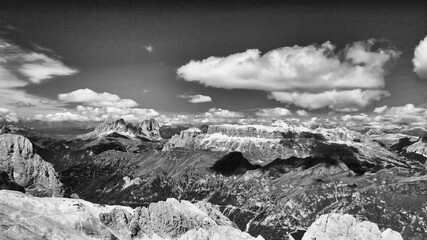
left=0, top=1, right=427, bottom=240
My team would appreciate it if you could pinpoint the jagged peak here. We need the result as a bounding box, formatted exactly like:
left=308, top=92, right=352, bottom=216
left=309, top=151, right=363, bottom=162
left=82, top=118, right=161, bottom=140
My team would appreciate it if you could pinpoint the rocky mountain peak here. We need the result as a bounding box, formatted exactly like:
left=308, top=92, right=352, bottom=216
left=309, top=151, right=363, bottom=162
left=83, top=118, right=161, bottom=140
left=404, top=135, right=427, bottom=158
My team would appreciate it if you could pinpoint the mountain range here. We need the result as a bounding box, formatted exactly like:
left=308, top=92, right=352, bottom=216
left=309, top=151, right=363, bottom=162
left=1, top=117, right=426, bottom=240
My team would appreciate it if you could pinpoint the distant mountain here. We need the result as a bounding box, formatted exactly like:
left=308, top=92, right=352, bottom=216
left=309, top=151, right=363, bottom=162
left=405, top=136, right=427, bottom=158
left=80, top=118, right=161, bottom=141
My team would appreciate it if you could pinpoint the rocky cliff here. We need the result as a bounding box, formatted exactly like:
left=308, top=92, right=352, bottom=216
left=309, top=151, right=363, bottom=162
left=405, top=136, right=427, bottom=158
left=0, top=190, right=264, bottom=240
left=81, top=118, right=161, bottom=140
left=163, top=122, right=413, bottom=171
left=302, top=213, right=403, bottom=240
left=0, top=134, right=63, bottom=196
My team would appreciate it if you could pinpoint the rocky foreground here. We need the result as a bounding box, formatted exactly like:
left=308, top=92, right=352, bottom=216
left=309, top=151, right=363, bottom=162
left=0, top=190, right=262, bottom=240
left=0, top=190, right=403, bottom=240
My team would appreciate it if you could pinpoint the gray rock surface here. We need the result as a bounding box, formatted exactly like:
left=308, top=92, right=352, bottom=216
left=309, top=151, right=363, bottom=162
left=0, top=190, right=264, bottom=240
left=405, top=136, right=427, bottom=158
left=0, top=134, right=63, bottom=196
left=82, top=118, right=161, bottom=140
left=302, top=213, right=403, bottom=240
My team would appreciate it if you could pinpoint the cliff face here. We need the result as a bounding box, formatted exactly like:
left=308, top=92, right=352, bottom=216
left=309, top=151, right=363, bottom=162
left=82, top=118, right=161, bottom=140
left=0, top=134, right=63, bottom=196
left=0, top=190, right=263, bottom=240
left=302, top=213, right=403, bottom=240
left=405, top=136, right=427, bottom=158
left=163, top=123, right=410, bottom=170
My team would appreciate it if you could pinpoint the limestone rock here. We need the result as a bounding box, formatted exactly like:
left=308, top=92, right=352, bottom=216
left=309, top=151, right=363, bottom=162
left=179, top=226, right=265, bottom=240
left=162, top=123, right=409, bottom=170
left=0, top=134, right=63, bottom=196
left=381, top=228, right=404, bottom=240
left=101, top=198, right=247, bottom=239
left=405, top=136, right=427, bottom=158
left=0, top=171, right=25, bottom=193
left=0, top=190, right=263, bottom=240
left=302, top=213, right=402, bottom=240
left=82, top=118, right=161, bottom=140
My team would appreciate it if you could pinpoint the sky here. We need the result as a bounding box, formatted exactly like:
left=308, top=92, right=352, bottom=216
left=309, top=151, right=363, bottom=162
left=0, top=0, right=427, bottom=128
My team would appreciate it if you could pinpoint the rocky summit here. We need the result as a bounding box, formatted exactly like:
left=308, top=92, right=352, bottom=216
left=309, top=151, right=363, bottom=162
left=81, top=118, right=161, bottom=141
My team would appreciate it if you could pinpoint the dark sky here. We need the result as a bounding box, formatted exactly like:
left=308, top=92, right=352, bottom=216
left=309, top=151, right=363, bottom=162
left=0, top=0, right=427, bottom=120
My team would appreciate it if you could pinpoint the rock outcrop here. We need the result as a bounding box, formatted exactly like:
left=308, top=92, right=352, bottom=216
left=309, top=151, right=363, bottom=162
left=0, top=190, right=264, bottom=240
left=0, top=134, right=63, bottom=196
left=163, top=122, right=410, bottom=171
left=0, top=171, right=25, bottom=193
left=405, top=136, right=427, bottom=158
left=0, top=125, right=10, bottom=134
left=81, top=118, right=161, bottom=140
left=302, top=213, right=403, bottom=240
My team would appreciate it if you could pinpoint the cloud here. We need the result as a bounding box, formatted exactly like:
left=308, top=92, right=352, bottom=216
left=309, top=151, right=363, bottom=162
left=373, top=104, right=427, bottom=116
left=0, top=108, right=18, bottom=122
left=18, top=53, right=77, bottom=84
left=204, top=108, right=244, bottom=118
left=178, top=40, right=399, bottom=92
left=0, top=37, right=78, bottom=117
left=296, top=110, right=309, bottom=117
left=58, top=88, right=138, bottom=108
left=34, top=111, right=88, bottom=122
left=0, top=39, right=77, bottom=86
left=35, top=89, right=158, bottom=122
left=270, top=89, right=390, bottom=111
left=178, top=39, right=398, bottom=111
left=35, top=106, right=159, bottom=122
left=255, top=107, right=292, bottom=117
left=145, top=45, right=153, bottom=53
left=413, top=36, right=427, bottom=79
left=178, top=94, right=212, bottom=103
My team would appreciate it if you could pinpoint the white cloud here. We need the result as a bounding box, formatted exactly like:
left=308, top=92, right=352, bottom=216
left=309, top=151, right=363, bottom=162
left=372, top=105, right=388, bottom=114
left=35, top=89, right=159, bottom=122
left=255, top=107, right=292, bottom=117
left=373, top=104, right=427, bottom=116
left=145, top=45, right=153, bottom=53
left=35, top=106, right=159, bottom=122
left=34, top=111, right=89, bottom=122
left=0, top=38, right=78, bottom=118
left=270, top=89, right=390, bottom=111
left=178, top=39, right=398, bottom=111
left=296, top=110, right=309, bottom=117
left=0, top=108, right=18, bottom=122
left=413, top=36, right=427, bottom=79
left=58, top=88, right=138, bottom=108
left=178, top=40, right=399, bottom=92
left=204, top=108, right=244, bottom=118
left=178, top=94, right=212, bottom=103
left=18, top=53, right=77, bottom=84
